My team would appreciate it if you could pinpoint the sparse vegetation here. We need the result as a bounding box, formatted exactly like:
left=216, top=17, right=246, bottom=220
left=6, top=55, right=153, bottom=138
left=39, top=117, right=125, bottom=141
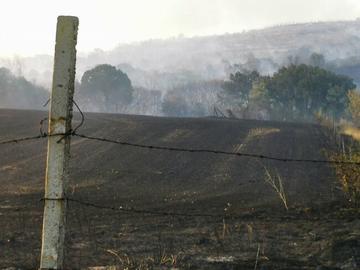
left=316, top=107, right=360, bottom=206
left=105, top=247, right=184, bottom=269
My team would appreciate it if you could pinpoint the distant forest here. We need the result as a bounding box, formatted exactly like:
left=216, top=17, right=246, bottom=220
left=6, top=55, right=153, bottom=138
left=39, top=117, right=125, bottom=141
left=0, top=67, right=48, bottom=110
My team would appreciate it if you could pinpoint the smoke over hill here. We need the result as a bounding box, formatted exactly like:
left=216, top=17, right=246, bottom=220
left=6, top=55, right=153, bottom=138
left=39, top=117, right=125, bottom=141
left=1, top=20, right=360, bottom=117
left=2, top=20, right=360, bottom=90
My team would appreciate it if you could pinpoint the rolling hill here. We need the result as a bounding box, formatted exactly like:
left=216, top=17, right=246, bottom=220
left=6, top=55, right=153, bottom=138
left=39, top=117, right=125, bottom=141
left=1, top=109, right=359, bottom=269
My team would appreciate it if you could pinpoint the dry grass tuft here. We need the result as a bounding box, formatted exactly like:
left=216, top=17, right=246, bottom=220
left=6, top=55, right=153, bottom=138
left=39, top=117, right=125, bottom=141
left=105, top=247, right=184, bottom=270
left=263, top=166, right=289, bottom=210
left=247, top=127, right=280, bottom=138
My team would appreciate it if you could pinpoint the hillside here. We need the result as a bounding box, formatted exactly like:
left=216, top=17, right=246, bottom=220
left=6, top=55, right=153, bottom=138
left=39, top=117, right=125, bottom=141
left=0, top=109, right=337, bottom=205
left=2, top=20, right=360, bottom=89
left=1, top=109, right=359, bottom=269
left=97, top=20, right=360, bottom=73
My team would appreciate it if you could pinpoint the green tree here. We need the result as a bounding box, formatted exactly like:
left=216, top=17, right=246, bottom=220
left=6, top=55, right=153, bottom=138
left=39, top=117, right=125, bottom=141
left=266, top=64, right=355, bottom=121
left=80, top=64, right=133, bottom=112
left=221, top=70, right=260, bottom=108
left=220, top=64, right=355, bottom=121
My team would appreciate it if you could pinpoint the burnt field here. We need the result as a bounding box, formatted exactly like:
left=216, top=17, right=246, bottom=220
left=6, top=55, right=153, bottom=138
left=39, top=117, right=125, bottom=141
left=0, top=109, right=359, bottom=269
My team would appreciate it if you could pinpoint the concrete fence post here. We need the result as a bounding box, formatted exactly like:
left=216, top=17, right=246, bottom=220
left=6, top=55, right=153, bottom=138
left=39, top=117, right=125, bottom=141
left=40, top=16, right=79, bottom=269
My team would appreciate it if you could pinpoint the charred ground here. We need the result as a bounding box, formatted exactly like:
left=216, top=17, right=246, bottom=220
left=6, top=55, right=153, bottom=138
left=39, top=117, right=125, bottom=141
left=0, top=109, right=359, bottom=269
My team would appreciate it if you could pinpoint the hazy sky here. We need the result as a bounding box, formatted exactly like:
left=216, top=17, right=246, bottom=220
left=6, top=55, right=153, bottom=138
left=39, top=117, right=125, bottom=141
left=1, top=0, right=360, bottom=57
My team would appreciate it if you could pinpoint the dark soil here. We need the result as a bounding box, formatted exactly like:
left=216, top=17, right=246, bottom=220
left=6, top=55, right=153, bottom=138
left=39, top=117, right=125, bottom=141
left=0, top=109, right=359, bottom=269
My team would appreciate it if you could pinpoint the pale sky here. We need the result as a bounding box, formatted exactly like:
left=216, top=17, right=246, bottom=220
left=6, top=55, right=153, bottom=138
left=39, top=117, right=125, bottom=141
left=1, top=0, right=360, bottom=57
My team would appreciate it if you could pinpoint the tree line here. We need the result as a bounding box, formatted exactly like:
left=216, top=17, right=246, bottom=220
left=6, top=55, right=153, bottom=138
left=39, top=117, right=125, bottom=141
left=0, top=67, right=48, bottom=110
left=0, top=62, right=359, bottom=124
left=220, top=64, right=356, bottom=122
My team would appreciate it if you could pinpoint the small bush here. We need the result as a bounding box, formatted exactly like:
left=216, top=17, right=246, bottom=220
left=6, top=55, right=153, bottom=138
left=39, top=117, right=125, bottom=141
left=329, top=152, right=360, bottom=205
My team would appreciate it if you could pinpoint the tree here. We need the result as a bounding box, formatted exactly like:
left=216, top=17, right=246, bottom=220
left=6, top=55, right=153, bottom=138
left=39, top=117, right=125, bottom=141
left=219, top=64, right=355, bottom=121
left=221, top=70, right=260, bottom=109
left=248, top=79, right=271, bottom=120
left=79, top=64, right=133, bottom=112
left=266, top=64, right=355, bottom=121
left=0, top=67, right=48, bottom=109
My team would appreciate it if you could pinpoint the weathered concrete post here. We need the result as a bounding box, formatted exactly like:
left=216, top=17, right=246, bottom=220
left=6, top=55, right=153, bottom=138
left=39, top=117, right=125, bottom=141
left=40, top=16, right=78, bottom=269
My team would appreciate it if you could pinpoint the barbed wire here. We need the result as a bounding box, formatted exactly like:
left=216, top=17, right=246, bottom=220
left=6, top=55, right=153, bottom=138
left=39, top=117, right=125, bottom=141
left=71, top=132, right=360, bottom=165
left=0, top=134, right=47, bottom=145
left=72, top=99, right=85, bottom=133
left=66, top=197, right=223, bottom=218
left=42, top=196, right=345, bottom=221
left=38, top=99, right=84, bottom=137
left=1, top=129, right=360, bottom=165
left=1, top=97, right=360, bottom=165
left=41, top=197, right=269, bottom=220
